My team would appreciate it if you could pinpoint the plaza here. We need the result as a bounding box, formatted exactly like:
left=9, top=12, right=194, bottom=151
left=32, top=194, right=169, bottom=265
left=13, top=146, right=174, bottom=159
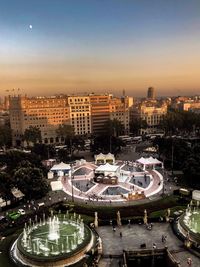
left=96, top=223, right=200, bottom=267
left=55, top=155, right=164, bottom=204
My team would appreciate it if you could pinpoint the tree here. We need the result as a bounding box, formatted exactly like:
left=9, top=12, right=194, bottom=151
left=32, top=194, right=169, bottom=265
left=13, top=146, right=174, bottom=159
left=56, top=124, right=74, bottom=142
left=0, top=172, right=13, bottom=202
left=56, top=124, right=75, bottom=156
left=32, top=144, right=56, bottom=160
left=23, top=126, right=41, bottom=146
left=183, top=156, right=200, bottom=188
left=153, top=137, right=191, bottom=169
left=0, top=150, right=43, bottom=174
left=13, top=167, right=49, bottom=200
left=104, top=119, right=125, bottom=137
left=129, top=118, right=147, bottom=135
left=91, top=134, right=124, bottom=154
left=160, top=110, right=200, bottom=135
left=0, top=124, right=12, bottom=148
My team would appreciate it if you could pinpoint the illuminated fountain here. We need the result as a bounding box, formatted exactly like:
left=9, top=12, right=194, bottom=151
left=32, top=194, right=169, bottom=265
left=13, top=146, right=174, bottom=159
left=178, top=197, right=200, bottom=247
left=11, top=211, right=96, bottom=267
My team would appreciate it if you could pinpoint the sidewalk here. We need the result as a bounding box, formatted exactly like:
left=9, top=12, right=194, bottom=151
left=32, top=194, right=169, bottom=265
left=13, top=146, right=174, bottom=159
left=97, top=223, right=200, bottom=267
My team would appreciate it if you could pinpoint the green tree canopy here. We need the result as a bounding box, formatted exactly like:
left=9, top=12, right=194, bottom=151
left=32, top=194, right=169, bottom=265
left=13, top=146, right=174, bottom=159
left=91, top=134, right=124, bottom=154
left=0, top=124, right=12, bottom=148
left=32, top=144, right=56, bottom=160
left=23, top=126, right=41, bottom=146
left=104, top=119, right=125, bottom=137
left=56, top=124, right=74, bottom=142
left=129, top=118, right=147, bottom=135
left=160, top=110, right=200, bottom=135
left=0, top=171, right=13, bottom=201
left=13, top=167, right=49, bottom=200
left=0, top=150, right=43, bottom=174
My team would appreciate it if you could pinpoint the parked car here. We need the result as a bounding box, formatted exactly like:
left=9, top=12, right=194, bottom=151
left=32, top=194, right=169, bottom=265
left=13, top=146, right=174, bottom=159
left=18, top=208, right=26, bottom=215
left=8, top=211, right=21, bottom=220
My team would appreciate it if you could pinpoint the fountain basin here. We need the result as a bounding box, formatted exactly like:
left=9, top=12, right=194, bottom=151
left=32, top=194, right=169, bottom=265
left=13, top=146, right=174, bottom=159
left=178, top=207, right=200, bottom=245
left=11, top=214, right=96, bottom=267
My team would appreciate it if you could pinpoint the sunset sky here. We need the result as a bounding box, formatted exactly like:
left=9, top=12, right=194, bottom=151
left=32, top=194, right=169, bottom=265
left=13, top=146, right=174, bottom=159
left=0, top=0, right=200, bottom=97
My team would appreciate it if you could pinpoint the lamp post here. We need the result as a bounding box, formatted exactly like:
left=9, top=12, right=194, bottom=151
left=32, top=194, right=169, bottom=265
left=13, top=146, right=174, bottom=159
left=71, top=164, right=74, bottom=202
left=162, top=162, right=165, bottom=195
left=171, top=139, right=174, bottom=178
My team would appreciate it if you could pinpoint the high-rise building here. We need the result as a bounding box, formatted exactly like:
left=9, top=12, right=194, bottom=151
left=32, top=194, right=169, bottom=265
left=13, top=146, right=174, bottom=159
left=89, top=94, right=111, bottom=134
left=68, top=95, right=91, bottom=135
left=147, top=87, right=155, bottom=100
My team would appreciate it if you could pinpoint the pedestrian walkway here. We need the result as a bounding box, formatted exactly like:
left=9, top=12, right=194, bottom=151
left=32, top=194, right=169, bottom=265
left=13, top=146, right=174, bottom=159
left=97, top=223, right=200, bottom=267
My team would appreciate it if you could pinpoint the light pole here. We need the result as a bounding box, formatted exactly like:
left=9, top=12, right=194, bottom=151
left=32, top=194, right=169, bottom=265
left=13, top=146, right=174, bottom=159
left=71, top=164, right=74, bottom=202
left=171, top=139, right=174, bottom=178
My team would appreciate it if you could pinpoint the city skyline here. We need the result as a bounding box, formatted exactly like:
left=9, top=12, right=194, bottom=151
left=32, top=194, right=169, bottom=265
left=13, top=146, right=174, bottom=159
left=1, top=0, right=200, bottom=97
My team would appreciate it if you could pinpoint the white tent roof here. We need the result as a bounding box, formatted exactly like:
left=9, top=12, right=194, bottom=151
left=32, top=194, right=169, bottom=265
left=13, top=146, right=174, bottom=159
left=136, top=157, right=162, bottom=165
left=95, top=153, right=105, bottom=160
left=136, top=157, right=150, bottom=165
left=95, top=163, right=119, bottom=172
left=148, top=157, right=162, bottom=164
left=50, top=181, right=63, bottom=191
left=95, top=153, right=115, bottom=160
left=50, top=162, right=71, bottom=171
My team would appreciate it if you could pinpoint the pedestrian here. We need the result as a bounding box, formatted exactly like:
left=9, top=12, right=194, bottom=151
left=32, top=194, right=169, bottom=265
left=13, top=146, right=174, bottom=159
left=187, top=257, right=192, bottom=266
left=153, top=243, right=157, bottom=249
left=113, top=226, right=116, bottom=232
left=120, top=232, right=122, bottom=238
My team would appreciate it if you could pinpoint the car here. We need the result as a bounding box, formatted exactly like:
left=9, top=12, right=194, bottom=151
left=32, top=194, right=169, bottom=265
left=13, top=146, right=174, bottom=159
left=8, top=211, right=21, bottom=220
left=18, top=208, right=26, bottom=215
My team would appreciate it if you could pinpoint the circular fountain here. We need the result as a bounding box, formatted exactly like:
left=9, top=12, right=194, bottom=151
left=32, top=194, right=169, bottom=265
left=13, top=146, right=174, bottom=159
left=11, top=211, right=96, bottom=267
left=178, top=200, right=200, bottom=246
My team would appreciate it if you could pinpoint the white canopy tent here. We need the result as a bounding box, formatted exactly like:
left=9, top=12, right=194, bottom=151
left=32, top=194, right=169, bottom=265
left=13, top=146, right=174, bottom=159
left=50, top=162, right=71, bottom=176
left=94, top=153, right=115, bottom=164
left=95, top=163, right=120, bottom=177
left=136, top=157, right=163, bottom=170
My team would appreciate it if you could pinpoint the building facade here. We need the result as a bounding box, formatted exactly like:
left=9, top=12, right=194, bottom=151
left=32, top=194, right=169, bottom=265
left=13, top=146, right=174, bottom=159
left=131, top=101, right=167, bottom=134
left=9, top=94, right=133, bottom=146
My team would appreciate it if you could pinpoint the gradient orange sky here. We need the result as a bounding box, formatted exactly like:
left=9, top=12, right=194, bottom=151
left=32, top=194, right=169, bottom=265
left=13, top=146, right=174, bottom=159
left=1, top=0, right=200, bottom=97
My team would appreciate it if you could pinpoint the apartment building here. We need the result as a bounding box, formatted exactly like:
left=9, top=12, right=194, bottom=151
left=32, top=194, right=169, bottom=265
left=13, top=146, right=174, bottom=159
left=68, top=96, right=91, bottom=135
left=109, top=96, right=132, bottom=134
left=131, top=101, right=167, bottom=134
left=9, top=95, right=70, bottom=145
left=9, top=94, right=133, bottom=146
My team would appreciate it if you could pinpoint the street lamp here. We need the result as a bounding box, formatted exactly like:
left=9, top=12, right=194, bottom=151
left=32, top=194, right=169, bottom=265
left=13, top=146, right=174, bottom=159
left=71, top=164, right=74, bottom=202
left=171, top=139, right=174, bottom=178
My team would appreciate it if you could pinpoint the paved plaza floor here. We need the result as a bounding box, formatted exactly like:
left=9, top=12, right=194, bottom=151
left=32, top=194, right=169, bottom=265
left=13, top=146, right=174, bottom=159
left=97, top=223, right=200, bottom=267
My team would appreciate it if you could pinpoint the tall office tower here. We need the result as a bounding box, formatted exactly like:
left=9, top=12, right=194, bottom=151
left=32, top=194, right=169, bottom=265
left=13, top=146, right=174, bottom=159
left=147, top=87, right=155, bottom=99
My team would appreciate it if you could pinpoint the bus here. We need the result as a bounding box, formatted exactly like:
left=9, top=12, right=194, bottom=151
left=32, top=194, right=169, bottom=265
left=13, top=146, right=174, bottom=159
left=118, top=135, right=133, bottom=143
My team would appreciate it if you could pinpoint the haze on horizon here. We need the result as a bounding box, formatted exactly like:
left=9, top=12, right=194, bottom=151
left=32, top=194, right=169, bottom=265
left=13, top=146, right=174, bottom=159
left=0, top=0, right=200, bottom=97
